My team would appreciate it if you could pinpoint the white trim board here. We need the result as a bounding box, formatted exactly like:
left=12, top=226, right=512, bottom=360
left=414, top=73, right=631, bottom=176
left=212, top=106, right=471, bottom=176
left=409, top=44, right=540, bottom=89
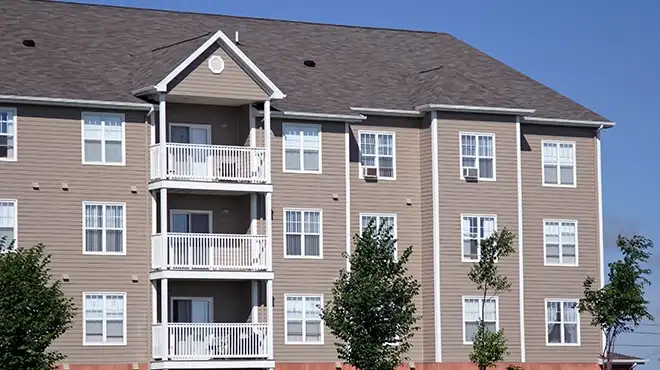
left=349, top=106, right=424, bottom=117
left=0, top=95, right=152, bottom=111
left=256, top=110, right=367, bottom=122
left=416, top=103, right=535, bottom=115
left=523, top=116, right=615, bottom=128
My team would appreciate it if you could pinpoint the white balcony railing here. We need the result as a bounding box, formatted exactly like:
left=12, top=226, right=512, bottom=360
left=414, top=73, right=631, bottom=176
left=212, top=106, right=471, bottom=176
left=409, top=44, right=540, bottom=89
left=155, top=323, right=269, bottom=360
left=152, top=233, right=269, bottom=271
left=150, top=143, right=267, bottom=183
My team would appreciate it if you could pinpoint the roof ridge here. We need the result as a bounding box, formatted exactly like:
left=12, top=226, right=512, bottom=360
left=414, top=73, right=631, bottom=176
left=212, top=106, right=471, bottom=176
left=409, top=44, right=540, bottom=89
left=35, top=0, right=452, bottom=36
left=151, top=32, right=211, bottom=53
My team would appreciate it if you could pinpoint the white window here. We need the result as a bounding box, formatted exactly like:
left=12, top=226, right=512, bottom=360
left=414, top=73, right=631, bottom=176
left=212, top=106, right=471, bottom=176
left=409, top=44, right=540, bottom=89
left=285, top=295, right=323, bottom=344
left=83, top=202, right=125, bottom=254
left=0, top=200, right=17, bottom=247
left=284, top=209, right=322, bottom=258
left=83, top=293, right=126, bottom=345
left=546, top=300, right=580, bottom=345
left=359, top=132, right=395, bottom=179
left=460, top=133, right=495, bottom=180
left=544, top=220, right=578, bottom=266
left=283, top=123, right=321, bottom=173
left=360, top=213, right=397, bottom=255
left=463, top=297, right=499, bottom=344
left=461, top=215, right=496, bottom=262
left=543, top=141, right=575, bottom=186
left=0, top=108, right=16, bottom=161
left=82, top=113, right=125, bottom=165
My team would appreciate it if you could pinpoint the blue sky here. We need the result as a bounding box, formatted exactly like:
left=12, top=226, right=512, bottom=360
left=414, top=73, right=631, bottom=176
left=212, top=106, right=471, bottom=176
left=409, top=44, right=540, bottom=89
left=62, top=0, right=660, bottom=362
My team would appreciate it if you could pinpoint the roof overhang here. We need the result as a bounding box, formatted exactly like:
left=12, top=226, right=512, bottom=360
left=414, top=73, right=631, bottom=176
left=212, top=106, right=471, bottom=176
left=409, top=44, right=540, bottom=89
left=152, top=29, right=285, bottom=100
left=350, top=106, right=424, bottom=117
left=256, top=110, right=366, bottom=122
left=415, top=103, right=536, bottom=115
left=522, top=116, right=615, bottom=128
left=0, top=95, right=153, bottom=111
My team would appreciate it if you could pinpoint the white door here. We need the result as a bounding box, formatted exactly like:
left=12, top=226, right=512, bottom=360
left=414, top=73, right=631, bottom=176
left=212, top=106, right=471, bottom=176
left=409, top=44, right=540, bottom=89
left=170, top=298, right=213, bottom=358
left=170, top=211, right=212, bottom=268
left=169, top=124, right=211, bottom=180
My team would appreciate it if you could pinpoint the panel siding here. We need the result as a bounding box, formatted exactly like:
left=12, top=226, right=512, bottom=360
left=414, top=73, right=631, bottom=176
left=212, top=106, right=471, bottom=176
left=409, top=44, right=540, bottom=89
left=419, top=115, right=435, bottom=362
left=270, top=119, right=346, bottom=362
left=437, top=113, right=521, bottom=362
left=350, top=116, right=425, bottom=361
left=0, top=105, right=150, bottom=364
left=169, top=44, right=268, bottom=101
left=521, top=124, right=601, bottom=362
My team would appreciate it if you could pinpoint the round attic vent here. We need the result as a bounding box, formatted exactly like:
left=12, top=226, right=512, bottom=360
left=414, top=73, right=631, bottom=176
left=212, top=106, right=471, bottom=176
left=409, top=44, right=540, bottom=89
left=208, top=55, right=225, bottom=74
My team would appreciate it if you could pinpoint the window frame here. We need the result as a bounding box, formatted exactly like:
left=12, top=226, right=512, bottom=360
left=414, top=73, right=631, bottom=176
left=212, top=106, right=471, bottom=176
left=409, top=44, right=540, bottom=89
left=543, top=219, right=579, bottom=266
left=82, top=292, right=127, bottom=346
left=284, top=294, right=324, bottom=345
left=82, top=201, right=127, bottom=256
left=459, top=132, right=496, bottom=181
left=359, top=213, right=398, bottom=257
left=169, top=122, right=213, bottom=144
left=169, top=209, right=214, bottom=233
left=460, top=214, right=498, bottom=263
left=282, top=123, right=322, bottom=174
left=0, top=199, right=17, bottom=248
left=358, top=130, right=397, bottom=180
left=0, top=107, right=17, bottom=162
left=541, top=140, right=577, bottom=188
left=81, top=112, right=126, bottom=166
left=283, top=208, right=323, bottom=259
left=462, top=295, right=500, bottom=345
left=545, top=298, right=581, bottom=346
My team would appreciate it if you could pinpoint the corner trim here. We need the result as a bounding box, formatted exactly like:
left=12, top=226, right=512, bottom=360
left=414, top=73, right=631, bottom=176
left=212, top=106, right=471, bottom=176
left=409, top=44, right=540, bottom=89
left=349, top=106, right=424, bottom=117
left=516, top=116, right=526, bottom=362
left=430, top=110, right=442, bottom=362
left=256, top=110, right=367, bottom=122
left=0, top=95, right=152, bottom=111
left=522, top=116, right=615, bottom=128
left=345, top=122, right=352, bottom=271
left=596, top=126, right=605, bottom=354
left=416, top=103, right=535, bottom=115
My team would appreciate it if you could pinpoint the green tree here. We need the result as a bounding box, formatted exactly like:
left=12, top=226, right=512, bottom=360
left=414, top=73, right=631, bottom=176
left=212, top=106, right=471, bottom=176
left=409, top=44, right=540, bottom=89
left=467, top=228, right=516, bottom=370
left=321, top=221, right=420, bottom=370
left=579, top=235, right=654, bottom=370
left=0, top=238, right=76, bottom=370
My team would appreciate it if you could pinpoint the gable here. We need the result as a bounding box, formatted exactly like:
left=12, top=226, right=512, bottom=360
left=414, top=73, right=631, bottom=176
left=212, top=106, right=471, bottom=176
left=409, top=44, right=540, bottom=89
left=168, top=43, right=269, bottom=102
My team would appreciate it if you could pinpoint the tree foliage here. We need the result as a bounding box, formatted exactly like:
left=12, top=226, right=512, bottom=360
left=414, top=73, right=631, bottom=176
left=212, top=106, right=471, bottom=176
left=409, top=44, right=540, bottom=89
left=321, top=221, right=420, bottom=370
left=467, top=228, right=516, bottom=370
left=0, top=238, right=76, bottom=370
left=579, top=235, right=654, bottom=370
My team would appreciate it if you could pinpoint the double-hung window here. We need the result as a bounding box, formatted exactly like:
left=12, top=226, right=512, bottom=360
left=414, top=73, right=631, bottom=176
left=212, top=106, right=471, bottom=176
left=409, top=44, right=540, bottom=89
left=0, top=200, right=17, bottom=247
left=84, top=293, right=126, bottom=345
left=460, top=133, right=495, bottom=180
left=82, top=113, right=125, bottom=165
left=285, top=295, right=323, bottom=344
left=284, top=209, right=322, bottom=258
left=283, top=123, right=321, bottom=172
left=543, top=141, right=575, bottom=186
left=83, top=202, right=125, bottom=254
left=461, top=215, right=496, bottom=262
left=360, top=213, right=397, bottom=255
left=546, top=300, right=579, bottom=345
left=463, top=297, right=498, bottom=343
left=360, top=132, right=395, bottom=179
left=0, top=108, right=16, bottom=161
left=544, top=220, right=578, bottom=266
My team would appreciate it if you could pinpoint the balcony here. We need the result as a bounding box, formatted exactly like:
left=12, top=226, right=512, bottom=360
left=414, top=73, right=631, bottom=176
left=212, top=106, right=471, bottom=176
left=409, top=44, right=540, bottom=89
left=152, top=233, right=269, bottom=277
left=152, top=323, right=269, bottom=361
left=150, top=143, right=269, bottom=192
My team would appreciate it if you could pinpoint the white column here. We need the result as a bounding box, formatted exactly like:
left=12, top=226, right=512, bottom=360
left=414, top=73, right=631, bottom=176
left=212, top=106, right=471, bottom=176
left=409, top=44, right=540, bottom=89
left=249, top=104, right=256, bottom=148
left=160, top=278, right=169, bottom=359
left=150, top=107, right=156, bottom=145
left=151, top=281, right=157, bottom=325
left=158, top=93, right=167, bottom=178
left=266, top=279, right=273, bottom=359
left=515, top=116, right=526, bottom=362
left=265, top=192, right=272, bottom=271
left=264, top=100, right=271, bottom=183
left=160, top=188, right=168, bottom=270
left=251, top=193, right=259, bottom=323
left=251, top=281, right=259, bottom=324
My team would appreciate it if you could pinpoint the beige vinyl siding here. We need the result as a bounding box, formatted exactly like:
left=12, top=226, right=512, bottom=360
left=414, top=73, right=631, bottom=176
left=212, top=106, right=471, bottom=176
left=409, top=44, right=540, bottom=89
left=349, top=116, right=425, bottom=361
left=167, top=103, right=245, bottom=146
left=436, top=113, right=521, bottom=362
left=419, top=115, right=436, bottom=362
left=270, top=119, right=346, bottom=361
left=169, top=44, right=268, bottom=102
left=0, top=105, right=150, bottom=364
left=521, top=124, right=601, bottom=362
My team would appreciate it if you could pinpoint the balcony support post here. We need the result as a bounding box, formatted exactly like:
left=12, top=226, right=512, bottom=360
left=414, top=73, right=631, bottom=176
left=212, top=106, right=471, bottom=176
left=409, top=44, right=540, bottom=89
left=160, top=278, right=169, bottom=360
left=160, top=188, right=168, bottom=269
left=266, top=279, right=273, bottom=359
left=158, top=93, right=167, bottom=178
left=265, top=192, right=272, bottom=271
left=264, top=100, right=271, bottom=183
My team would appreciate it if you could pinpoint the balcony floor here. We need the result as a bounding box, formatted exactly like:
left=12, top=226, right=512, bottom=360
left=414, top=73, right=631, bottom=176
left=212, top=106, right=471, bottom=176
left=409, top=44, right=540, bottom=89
left=150, top=269, right=273, bottom=280
left=149, top=179, right=273, bottom=194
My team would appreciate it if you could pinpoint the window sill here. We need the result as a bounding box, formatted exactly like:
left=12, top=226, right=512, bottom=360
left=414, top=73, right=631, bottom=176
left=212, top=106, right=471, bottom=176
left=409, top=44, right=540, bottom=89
left=0, top=157, right=17, bottom=162
left=83, top=342, right=127, bottom=346
left=283, top=255, right=323, bottom=260
left=82, top=161, right=126, bottom=167
left=544, top=262, right=579, bottom=267
left=546, top=342, right=581, bottom=347
left=284, top=341, right=325, bottom=345
left=542, top=183, right=577, bottom=188
left=283, top=169, right=322, bottom=175
left=83, top=251, right=127, bottom=256
left=460, top=176, right=496, bottom=182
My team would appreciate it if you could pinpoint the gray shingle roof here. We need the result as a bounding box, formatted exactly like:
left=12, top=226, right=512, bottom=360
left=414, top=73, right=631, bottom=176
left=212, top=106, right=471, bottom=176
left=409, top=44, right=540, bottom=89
left=0, top=0, right=607, bottom=121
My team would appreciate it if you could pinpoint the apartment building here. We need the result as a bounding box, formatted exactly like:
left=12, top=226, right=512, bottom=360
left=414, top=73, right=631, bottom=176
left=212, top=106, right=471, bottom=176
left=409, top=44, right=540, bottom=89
left=0, top=1, right=634, bottom=370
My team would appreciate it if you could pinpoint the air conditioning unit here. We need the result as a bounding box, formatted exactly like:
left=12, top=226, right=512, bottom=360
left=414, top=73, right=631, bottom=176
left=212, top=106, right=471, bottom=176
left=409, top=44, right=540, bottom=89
left=363, top=167, right=378, bottom=179
left=463, top=167, right=478, bottom=179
